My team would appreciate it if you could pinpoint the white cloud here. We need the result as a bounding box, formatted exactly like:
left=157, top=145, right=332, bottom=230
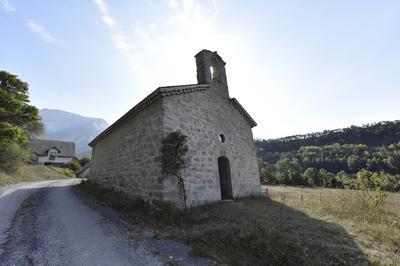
left=129, top=0, right=247, bottom=89
left=113, top=33, right=132, bottom=53
left=27, top=21, right=56, bottom=43
left=92, top=0, right=134, bottom=55
left=93, top=0, right=108, bottom=13
left=0, top=0, right=16, bottom=12
left=102, top=15, right=116, bottom=26
left=93, top=0, right=114, bottom=26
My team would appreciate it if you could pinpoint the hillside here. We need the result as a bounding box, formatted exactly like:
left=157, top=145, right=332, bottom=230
left=0, top=165, right=72, bottom=186
left=256, top=120, right=400, bottom=153
left=255, top=120, right=400, bottom=191
left=39, top=109, right=109, bottom=156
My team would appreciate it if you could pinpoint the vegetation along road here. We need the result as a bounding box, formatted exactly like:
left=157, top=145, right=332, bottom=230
left=0, top=179, right=188, bottom=266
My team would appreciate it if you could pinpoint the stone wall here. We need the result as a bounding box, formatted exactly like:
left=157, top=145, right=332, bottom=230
left=162, top=82, right=261, bottom=207
left=90, top=98, right=167, bottom=203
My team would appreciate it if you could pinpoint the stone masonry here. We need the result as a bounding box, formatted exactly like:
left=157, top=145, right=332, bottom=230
left=89, top=50, right=261, bottom=208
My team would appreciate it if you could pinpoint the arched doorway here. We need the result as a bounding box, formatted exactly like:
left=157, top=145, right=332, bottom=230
left=218, top=156, right=233, bottom=200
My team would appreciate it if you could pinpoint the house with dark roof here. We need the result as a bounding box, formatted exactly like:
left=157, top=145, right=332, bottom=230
left=30, top=139, right=76, bottom=166
left=89, top=50, right=261, bottom=208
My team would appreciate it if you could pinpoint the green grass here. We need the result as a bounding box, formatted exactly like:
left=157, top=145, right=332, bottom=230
left=76, top=180, right=399, bottom=265
left=0, top=165, right=73, bottom=186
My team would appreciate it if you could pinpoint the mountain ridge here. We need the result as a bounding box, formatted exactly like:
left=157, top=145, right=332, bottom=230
left=39, top=109, right=109, bottom=156
left=256, top=120, right=400, bottom=153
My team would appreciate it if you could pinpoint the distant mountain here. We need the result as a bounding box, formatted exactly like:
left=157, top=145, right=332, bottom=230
left=39, top=109, right=109, bottom=157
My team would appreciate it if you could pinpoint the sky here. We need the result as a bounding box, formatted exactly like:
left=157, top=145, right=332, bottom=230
left=1, top=0, right=399, bottom=139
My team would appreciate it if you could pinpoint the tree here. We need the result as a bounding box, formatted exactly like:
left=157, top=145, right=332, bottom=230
left=385, top=154, right=400, bottom=172
left=258, top=159, right=276, bottom=184
left=336, top=170, right=354, bottom=188
left=318, top=169, right=337, bottom=188
left=79, top=157, right=90, bottom=167
left=160, top=131, right=189, bottom=209
left=0, top=71, right=42, bottom=143
left=275, top=158, right=302, bottom=185
left=347, top=155, right=365, bottom=173
left=0, top=71, right=42, bottom=173
left=355, top=169, right=375, bottom=190
left=302, top=167, right=319, bottom=187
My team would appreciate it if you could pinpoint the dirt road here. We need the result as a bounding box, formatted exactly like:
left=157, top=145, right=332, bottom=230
left=0, top=180, right=207, bottom=265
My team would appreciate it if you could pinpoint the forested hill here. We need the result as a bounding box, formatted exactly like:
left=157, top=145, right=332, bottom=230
left=256, top=120, right=400, bottom=153
left=255, top=120, right=400, bottom=192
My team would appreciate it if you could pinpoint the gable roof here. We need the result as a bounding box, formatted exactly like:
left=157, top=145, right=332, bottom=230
left=230, top=98, right=257, bottom=127
left=89, top=83, right=257, bottom=146
left=29, top=139, right=75, bottom=157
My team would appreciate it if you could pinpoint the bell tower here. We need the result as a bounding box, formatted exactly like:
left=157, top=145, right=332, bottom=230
left=195, top=50, right=228, bottom=86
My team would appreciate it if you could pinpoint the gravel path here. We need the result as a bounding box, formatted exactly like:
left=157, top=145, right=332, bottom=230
left=0, top=180, right=209, bottom=266
left=0, top=179, right=81, bottom=252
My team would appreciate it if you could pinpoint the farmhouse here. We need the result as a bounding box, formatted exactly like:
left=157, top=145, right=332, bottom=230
left=30, top=138, right=76, bottom=166
left=89, top=50, right=261, bottom=207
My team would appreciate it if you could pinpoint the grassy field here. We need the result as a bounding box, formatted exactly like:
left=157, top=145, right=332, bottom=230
left=266, top=185, right=400, bottom=265
left=77, top=181, right=400, bottom=265
left=0, top=165, right=73, bottom=186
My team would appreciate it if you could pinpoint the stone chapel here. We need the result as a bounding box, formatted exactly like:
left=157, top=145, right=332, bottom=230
left=89, top=49, right=261, bottom=207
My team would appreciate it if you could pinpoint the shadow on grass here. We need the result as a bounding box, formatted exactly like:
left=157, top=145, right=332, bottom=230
left=76, top=181, right=370, bottom=266
left=183, top=198, right=370, bottom=265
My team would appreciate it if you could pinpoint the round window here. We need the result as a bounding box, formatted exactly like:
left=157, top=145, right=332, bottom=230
left=219, top=133, right=226, bottom=143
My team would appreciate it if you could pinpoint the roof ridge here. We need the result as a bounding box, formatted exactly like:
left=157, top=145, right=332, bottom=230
left=158, top=83, right=210, bottom=90
left=32, top=138, right=75, bottom=144
left=89, top=84, right=210, bottom=146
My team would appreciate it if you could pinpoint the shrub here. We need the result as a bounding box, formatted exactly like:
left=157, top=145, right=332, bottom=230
left=336, top=170, right=355, bottom=188
left=67, top=160, right=81, bottom=172
left=63, top=168, right=75, bottom=177
left=160, top=131, right=189, bottom=209
left=371, top=188, right=389, bottom=207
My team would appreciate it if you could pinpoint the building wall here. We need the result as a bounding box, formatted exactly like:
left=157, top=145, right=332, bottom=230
left=89, top=99, right=166, bottom=203
left=162, top=83, right=261, bottom=207
left=37, top=155, right=73, bottom=164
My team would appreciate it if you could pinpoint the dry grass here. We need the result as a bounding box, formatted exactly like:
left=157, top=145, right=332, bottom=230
left=0, top=165, right=72, bottom=186
left=77, top=181, right=380, bottom=266
left=266, top=185, right=400, bottom=265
